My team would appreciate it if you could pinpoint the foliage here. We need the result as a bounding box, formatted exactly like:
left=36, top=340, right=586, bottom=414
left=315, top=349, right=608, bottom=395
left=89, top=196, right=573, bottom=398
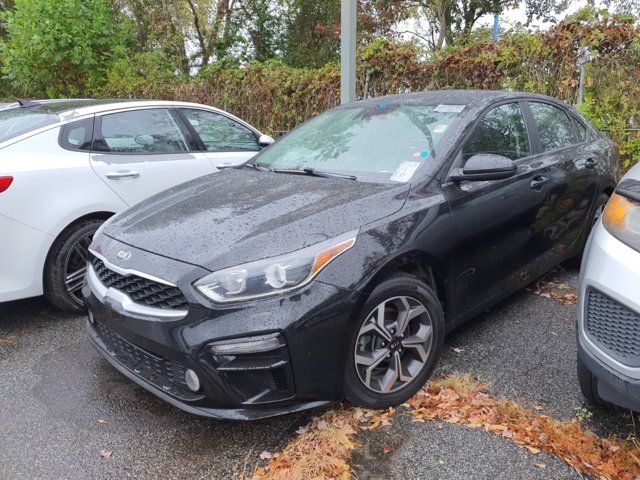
left=0, top=0, right=132, bottom=97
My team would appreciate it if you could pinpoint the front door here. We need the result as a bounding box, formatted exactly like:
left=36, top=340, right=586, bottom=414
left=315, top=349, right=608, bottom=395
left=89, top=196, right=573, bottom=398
left=90, top=108, right=215, bottom=206
left=443, top=101, right=550, bottom=318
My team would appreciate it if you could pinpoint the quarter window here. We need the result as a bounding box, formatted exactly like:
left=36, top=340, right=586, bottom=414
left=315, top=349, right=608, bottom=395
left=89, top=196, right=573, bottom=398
left=574, top=118, right=588, bottom=142
left=462, top=103, right=531, bottom=161
left=180, top=109, right=259, bottom=152
left=93, top=109, right=189, bottom=153
left=529, top=102, right=576, bottom=151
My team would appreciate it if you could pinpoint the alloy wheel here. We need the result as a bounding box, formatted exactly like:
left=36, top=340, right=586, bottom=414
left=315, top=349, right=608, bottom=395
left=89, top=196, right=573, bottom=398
left=63, top=229, right=96, bottom=305
left=354, top=296, right=433, bottom=394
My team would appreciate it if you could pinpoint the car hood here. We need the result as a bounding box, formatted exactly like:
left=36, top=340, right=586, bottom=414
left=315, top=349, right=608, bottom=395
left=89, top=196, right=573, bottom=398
left=103, top=169, right=410, bottom=271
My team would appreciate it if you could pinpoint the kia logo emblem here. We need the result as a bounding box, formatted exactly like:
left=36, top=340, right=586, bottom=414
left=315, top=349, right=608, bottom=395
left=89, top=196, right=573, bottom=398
left=117, top=250, right=132, bottom=261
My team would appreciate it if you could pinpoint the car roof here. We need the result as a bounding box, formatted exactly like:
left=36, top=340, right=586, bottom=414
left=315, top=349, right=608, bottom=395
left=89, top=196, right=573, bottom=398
left=347, top=90, right=565, bottom=109
left=0, top=99, right=241, bottom=121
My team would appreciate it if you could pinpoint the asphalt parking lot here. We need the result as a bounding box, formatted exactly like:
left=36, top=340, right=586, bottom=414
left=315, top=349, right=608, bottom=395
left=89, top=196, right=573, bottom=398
left=1, top=265, right=637, bottom=480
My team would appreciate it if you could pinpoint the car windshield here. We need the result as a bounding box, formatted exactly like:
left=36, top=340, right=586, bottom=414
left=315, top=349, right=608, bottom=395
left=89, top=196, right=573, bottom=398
left=0, top=107, right=60, bottom=144
left=254, top=103, right=462, bottom=183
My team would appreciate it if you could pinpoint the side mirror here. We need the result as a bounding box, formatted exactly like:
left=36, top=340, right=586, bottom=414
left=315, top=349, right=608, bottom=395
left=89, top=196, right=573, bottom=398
left=451, top=154, right=517, bottom=182
left=258, top=134, right=275, bottom=149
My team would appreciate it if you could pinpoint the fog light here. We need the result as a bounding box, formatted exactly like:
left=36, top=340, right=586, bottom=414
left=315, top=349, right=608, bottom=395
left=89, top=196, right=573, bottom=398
left=185, top=369, right=200, bottom=392
left=88, top=310, right=95, bottom=324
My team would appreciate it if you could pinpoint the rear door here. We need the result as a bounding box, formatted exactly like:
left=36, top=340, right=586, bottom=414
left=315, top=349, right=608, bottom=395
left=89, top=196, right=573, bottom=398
left=524, top=101, right=598, bottom=263
left=89, top=108, right=215, bottom=206
left=176, top=108, right=260, bottom=167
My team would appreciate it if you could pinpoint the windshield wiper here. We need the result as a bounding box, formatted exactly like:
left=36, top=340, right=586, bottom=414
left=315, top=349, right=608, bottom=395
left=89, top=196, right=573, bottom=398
left=271, top=167, right=357, bottom=181
left=217, top=161, right=271, bottom=172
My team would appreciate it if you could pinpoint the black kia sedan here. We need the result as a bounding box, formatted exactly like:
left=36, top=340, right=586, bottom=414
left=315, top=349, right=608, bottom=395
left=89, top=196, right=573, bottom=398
left=83, top=90, right=618, bottom=419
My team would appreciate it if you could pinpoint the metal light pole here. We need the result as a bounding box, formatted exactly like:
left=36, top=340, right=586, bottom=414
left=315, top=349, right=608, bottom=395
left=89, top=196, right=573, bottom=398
left=340, top=0, right=356, bottom=104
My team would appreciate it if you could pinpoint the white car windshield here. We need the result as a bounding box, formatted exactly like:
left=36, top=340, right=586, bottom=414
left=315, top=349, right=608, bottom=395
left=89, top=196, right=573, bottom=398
left=255, top=103, right=461, bottom=183
left=0, top=107, right=59, bottom=144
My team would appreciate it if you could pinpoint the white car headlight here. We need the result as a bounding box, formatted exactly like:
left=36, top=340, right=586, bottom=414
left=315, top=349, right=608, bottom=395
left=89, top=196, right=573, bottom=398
left=602, top=180, right=640, bottom=252
left=194, top=230, right=358, bottom=303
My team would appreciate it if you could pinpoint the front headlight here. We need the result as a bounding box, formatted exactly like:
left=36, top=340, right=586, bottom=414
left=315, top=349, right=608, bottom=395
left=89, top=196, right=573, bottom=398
left=194, top=230, right=358, bottom=303
left=602, top=179, right=640, bottom=252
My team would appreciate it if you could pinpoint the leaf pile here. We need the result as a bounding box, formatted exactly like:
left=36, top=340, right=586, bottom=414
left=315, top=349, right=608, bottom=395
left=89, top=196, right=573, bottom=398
left=531, top=280, right=579, bottom=305
left=251, top=407, right=392, bottom=480
left=406, top=375, right=640, bottom=480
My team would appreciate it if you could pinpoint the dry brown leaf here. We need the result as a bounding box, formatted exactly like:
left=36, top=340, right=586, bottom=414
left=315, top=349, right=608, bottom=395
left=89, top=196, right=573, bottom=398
left=97, top=419, right=108, bottom=425
left=99, top=449, right=112, bottom=459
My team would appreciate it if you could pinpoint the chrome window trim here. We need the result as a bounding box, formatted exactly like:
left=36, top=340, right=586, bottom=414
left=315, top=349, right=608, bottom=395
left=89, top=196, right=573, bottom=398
left=87, top=263, right=187, bottom=320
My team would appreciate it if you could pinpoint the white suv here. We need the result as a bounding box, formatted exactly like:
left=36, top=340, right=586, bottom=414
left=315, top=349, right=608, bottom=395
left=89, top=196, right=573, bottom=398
left=0, top=99, right=273, bottom=312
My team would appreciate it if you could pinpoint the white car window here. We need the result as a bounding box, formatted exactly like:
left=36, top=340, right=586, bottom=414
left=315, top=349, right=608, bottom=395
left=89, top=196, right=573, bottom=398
left=94, top=109, right=188, bottom=154
left=180, top=109, right=259, bottom=152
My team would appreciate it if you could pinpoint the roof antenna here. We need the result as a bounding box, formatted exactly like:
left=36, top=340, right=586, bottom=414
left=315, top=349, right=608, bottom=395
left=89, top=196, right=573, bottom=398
left=17, top=99, right=40, bottom=108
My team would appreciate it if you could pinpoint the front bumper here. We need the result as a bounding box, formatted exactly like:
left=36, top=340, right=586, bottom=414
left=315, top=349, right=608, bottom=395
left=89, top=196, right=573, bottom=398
left=83, top=244, right=359, bottom=420
left=577, top=222, right=640, bottom=411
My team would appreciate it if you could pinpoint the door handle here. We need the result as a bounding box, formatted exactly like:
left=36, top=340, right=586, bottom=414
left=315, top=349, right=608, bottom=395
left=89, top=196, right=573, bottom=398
left=105, top=170, right=140, bottom=180
left=584, top=158, right=597, bottom=169
left=530, top=176, right=549, bottom=190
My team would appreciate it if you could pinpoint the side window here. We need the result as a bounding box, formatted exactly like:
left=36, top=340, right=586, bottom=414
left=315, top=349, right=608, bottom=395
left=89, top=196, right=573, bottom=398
left=93, top=109, right=188, bottom=153
left=59, top=117, right=93, bottom=151
left=180, top=109, right=259, bottom=152
left=529, top=102, right=576, bottom=151
left=462, top=103, right=531, bottom=161
left=573, top=117, right=588, bottom=142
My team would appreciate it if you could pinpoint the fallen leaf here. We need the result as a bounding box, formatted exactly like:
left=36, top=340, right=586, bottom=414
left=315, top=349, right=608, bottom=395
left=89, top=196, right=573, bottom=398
left=534, top=463, right=546, bottom=469
left=533, top=405, right=544, bottom=411
left=317, top=420, right=328, bottom=431
left=452, top=347, right=464, bottom=353
left=550, top=331, right=558, bottom=336
left=437, top=423, right=443, bottom=430
left=97, top=419, right=108, bottom=425
left=99, top=450, right=112, bottom=459
left=438, top=459, right=445, bottom=465
left=526, top=446, right=541, bottom=454
left=259, top=451, right=273, bottom=460
left=296, top=427, right=307, bottom=435
left=383, top=446, right=392, bottom=454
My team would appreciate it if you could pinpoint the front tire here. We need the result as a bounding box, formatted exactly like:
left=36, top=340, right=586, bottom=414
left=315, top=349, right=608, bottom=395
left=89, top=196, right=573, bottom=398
left=44, top=219, right=103, bottom=313
left=344, top=274, right=445, bottom=409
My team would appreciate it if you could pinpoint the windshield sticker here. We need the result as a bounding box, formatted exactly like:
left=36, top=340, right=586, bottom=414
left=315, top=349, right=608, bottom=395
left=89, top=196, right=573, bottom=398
left=434, top=104, right=465, bottom=113
left=390, top=161, right=421, bottom=182
left=412, top=150, right=430, bottom=158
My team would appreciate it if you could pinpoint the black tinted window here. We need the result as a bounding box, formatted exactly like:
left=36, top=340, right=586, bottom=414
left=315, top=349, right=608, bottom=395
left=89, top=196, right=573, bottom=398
left=95, top=109, right=188, bottom=153
left=181, top=109, right=259, bottom=152
left=463, top=103, right=531, bottom=161
left=530, top=102, right=576, bottom=151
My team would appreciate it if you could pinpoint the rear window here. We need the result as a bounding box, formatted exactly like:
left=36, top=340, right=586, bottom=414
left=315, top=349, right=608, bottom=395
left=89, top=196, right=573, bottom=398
left=0, top=107, right=59, bottom=144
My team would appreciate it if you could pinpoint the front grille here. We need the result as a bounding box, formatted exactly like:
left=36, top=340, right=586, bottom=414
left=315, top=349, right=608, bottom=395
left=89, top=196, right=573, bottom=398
left=94, top=321, right=200, bottom=400
left=585, top=289, right=640, bottom=368
left=92, top=257, right=188, bottom=311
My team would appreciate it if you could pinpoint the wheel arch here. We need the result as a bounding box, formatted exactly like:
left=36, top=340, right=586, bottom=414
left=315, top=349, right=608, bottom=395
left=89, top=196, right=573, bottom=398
left=357, top=250, right=449, bottom=319
left=42, top=211, right=116, bottom=281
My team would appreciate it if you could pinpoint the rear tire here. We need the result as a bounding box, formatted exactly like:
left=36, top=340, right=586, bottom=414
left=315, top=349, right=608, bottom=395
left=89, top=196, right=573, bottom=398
left=344, top=274, right=445, bottom=409
left=577, top=355, right=607, bottom=407
left=44, top=219, right=103, bottom=313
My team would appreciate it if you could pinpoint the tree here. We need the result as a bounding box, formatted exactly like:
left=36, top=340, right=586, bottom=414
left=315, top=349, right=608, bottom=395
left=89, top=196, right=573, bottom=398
left=0, top=0, right=132, bottom=97
left=414, top=0, right=570, bottom=50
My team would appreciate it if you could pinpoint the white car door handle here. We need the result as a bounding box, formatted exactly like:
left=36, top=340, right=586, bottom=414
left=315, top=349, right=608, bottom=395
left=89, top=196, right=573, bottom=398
left=105, top=170, right=140, bottom=180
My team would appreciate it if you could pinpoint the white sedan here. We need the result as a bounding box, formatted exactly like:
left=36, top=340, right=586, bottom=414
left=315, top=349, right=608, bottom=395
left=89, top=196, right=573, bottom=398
left=0, top=99, right=273, bottom=312
left=577, top=162, right=640, bottom=411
